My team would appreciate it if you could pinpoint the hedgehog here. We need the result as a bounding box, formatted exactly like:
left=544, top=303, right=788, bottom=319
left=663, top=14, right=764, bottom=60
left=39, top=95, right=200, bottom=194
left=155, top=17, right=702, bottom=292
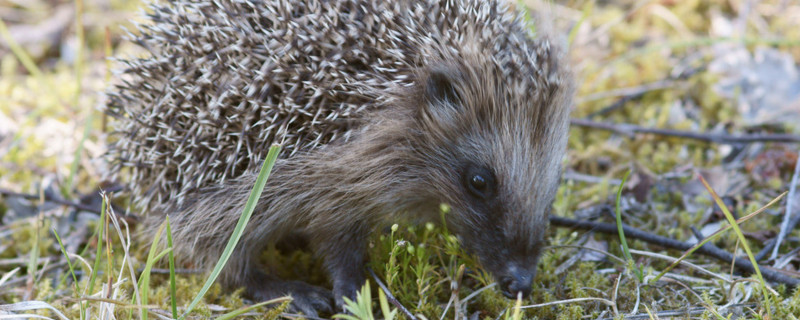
left=106, top=0, right=574, bottom=315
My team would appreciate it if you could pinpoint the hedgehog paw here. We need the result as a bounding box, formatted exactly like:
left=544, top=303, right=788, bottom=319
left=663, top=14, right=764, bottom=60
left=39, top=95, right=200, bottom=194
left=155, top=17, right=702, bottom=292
left=249, top=279, right=334, bottom=317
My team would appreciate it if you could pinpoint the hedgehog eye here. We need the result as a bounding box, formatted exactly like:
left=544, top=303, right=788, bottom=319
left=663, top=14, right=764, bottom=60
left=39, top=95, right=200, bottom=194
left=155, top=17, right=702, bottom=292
left=470, top=175, right=487, bottom=190
left=463, top=166, right=495, bottom=200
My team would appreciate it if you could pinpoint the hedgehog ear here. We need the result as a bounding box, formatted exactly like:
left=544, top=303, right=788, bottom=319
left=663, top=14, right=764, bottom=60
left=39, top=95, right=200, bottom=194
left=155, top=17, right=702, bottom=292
left=424, top=68, right=461, bottom=108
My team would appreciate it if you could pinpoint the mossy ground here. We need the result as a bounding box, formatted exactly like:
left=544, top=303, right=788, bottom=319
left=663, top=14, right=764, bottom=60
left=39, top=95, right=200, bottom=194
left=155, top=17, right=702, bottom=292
left=2, top=0, right=800, bottom=319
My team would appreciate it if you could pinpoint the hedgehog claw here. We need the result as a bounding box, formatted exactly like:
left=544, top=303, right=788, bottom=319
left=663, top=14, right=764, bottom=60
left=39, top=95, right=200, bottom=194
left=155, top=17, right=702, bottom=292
left=249, top=279, right=334, bottom=317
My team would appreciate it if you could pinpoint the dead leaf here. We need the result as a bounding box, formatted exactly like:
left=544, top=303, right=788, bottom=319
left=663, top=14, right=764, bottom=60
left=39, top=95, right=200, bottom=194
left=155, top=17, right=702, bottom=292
left=742, top=229, right=776, bottom=244
left=580, top=236, right=609, bottom=262
left=745, top=148, right=798, bottom=184
left=627, top=170, right=654, bottom=203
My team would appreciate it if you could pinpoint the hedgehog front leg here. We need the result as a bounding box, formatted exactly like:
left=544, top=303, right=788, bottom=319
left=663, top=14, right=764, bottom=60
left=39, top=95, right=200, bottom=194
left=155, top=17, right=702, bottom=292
left=177, top=172, right=338, bottom=316
left=310, top=221, right=370, bottom=309
left=204, top=231, right=333, bottom=317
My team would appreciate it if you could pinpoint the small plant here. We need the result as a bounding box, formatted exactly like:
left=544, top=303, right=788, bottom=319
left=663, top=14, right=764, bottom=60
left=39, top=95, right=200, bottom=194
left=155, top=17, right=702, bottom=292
left=335, top=282, right=399, bottom=320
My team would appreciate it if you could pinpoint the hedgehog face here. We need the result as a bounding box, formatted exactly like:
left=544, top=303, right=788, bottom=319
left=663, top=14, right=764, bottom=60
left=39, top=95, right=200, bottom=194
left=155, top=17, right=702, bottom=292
left=410, top=57, right=571, bottom=299
left=451, top=160, right=549, bottom=299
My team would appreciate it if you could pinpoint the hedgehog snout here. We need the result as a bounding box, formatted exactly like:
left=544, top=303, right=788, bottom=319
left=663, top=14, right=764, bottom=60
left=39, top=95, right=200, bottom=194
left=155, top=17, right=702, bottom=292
left=498, top=265, right=535, bottom=299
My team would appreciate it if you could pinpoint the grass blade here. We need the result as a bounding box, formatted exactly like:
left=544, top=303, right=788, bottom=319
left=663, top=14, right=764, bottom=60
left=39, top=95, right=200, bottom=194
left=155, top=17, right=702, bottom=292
left=216, top=297, right=291, bottom=320
left=136, top=222, right=167, bottom=320
left=52, top=229, right=79, bottom=291
left=0, top=19, right=44, bottom=81
left=0, top=301, right=70, bottom=320
left=567, top=1, right=593, bottom=46
left=52, top=228, right=85, bottom=320
left=0, top=267, right=20, bottom=287
left=65, top=112, right=92, bottom=197
left=166, top=216, right=178, bottom=319
left=614, top=170, right=642, bottom=280
left=84, top=193, right=107, bottom=318
left=87, top=197, right=106, bottom=284
left=73, top=0, right=85, bottom=107
left=26, top=214, right=41, bottom=301
left=64, top=0, right=86, bottom=195
left=698, top=174, right=772, bottom=315
left=180, top=144, right=282, bottom=319
left=615, top=170, right=632, bottom=261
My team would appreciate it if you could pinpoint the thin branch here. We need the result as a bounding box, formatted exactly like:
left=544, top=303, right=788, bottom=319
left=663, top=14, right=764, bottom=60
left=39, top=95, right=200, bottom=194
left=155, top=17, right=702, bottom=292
left=563, top=171, right=622, bottom=185
left=599, top=307, right=705, bottom=320
left=579, top=79, right=675, bottom=104
left=461, top=283, right=496, bottom=304
left=570, top=118, right=800, bottom=144
left=584, top=89, right=654, bottom=118
left=628, top=249, right=729, bottom=282
left=583, top=65, right=704, bottom=118
left=0, top=187, right=100, bottom=214
left=549, top=215, right=800, bottom=287
left=279, top=313, right=330, bottom=320
left=366, top=267, right=417, bottom=320
left=772, top=154, right=800, bottom=259
left=547, top=245, right=626, bottom=265
left=0, top=187, right=136, bottom=221
left=597, top=303, right=757, bottom=320
left=519, top=297, right=616, bottom=310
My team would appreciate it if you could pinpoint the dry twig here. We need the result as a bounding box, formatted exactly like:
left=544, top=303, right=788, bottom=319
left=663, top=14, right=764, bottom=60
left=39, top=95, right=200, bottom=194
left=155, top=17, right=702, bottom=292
left=549, top=214, right=800, bottom=287
left=772, top=153, right=800, bottom=260
left=0, top=187, right=100, bottom=214
left=0, top=186, right=135, bottom=220
left=570, top=118, right=800, bottom=144
left=367, top=267, right=417, bottom=320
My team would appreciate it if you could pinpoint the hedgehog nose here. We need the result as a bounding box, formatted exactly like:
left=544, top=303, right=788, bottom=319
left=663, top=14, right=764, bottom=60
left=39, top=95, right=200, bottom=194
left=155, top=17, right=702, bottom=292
left=500, top=269, right=533, bottom=299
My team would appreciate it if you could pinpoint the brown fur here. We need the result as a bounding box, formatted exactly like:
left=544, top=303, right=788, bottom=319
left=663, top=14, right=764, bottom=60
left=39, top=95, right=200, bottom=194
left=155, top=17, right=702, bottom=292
left=109, top=0, right=573, bottom=315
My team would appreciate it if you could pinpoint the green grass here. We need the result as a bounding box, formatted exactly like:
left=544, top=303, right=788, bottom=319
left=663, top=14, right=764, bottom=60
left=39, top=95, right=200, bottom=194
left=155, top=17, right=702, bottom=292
left=53, top=227, right=85, bottom=319
left=613, top=170, right=644, bottom=282
left=85, top=194, right=107, bottom=317
left=699, top=174, right=773, bottom=317
left=165, top=216, right=178, bottom=319
left=136, top=220, right=170, bottom=320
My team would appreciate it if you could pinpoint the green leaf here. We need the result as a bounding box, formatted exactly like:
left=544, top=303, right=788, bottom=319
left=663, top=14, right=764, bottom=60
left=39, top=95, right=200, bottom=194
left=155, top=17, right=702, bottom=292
left=335, top=282, right=374, bottom=320
left=378, top=288, right=397, bottom=320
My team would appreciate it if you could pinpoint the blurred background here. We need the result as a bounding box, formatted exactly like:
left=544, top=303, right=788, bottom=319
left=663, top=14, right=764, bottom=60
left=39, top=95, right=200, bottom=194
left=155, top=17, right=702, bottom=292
left=2, top=0, right=798, bottom=198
